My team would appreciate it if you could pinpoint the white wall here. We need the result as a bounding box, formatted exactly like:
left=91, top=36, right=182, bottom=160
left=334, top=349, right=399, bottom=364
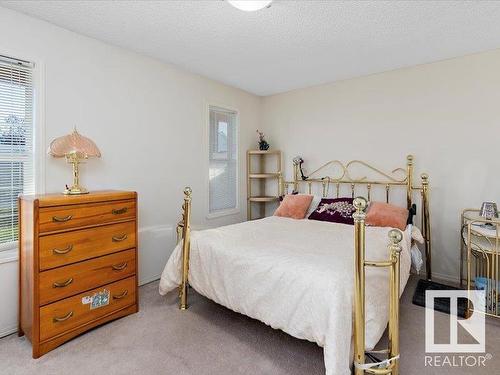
left=0, top=7, right=261, bottom=337
left=262, top=49, right=500, bottom=282
left=2, top=4, right=500, bottom=338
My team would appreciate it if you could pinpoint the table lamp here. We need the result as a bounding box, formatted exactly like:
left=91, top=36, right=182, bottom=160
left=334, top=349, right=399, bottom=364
left=479, top=201, right=498, bottom=228
left=292, top=156, right=307, bottom=181
left=47, top=128, right=101, bottom=195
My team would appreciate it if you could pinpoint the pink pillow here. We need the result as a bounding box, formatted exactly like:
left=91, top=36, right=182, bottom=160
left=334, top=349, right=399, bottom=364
left=274, top=194, right=313, bottom=220
left=365, top=202, right=408, bottom=230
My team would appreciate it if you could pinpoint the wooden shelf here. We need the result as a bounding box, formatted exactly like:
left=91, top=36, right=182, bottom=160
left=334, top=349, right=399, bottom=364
left=248, top=196, right=280, bottom=202
left=247, top=150, right=281, bottom=155
left=247, top=149, right=282, bottom=220
left=249, top=173, right=280, bottom=179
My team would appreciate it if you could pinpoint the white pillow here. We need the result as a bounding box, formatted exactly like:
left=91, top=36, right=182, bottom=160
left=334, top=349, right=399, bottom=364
left=305, top=195, right=322, bottom=218
left=405, top=224, right=425, bottom=273
left=411, top=226, right=425, bottom=244
left=411, top=244, right=424, bottom=274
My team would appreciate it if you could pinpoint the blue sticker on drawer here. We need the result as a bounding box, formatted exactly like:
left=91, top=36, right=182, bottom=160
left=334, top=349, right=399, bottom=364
left=81, top=289, right=110, bottom=310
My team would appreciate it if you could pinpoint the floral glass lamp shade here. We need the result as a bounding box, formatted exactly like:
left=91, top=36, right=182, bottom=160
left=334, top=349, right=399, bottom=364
left=479, top=201, right=498, bottom=228
left=47, top=129, right=101, bottom=195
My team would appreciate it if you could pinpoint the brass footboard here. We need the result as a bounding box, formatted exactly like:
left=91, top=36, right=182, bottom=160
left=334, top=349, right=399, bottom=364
left=353, top=197, right=403, bottom=375
left=176, top=189, right=403, bottom=374
left=177, top=187, right=192, bottom=310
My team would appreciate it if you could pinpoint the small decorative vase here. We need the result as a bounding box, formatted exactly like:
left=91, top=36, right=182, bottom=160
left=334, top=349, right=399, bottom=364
left=259, top=141, right=270, bottom=150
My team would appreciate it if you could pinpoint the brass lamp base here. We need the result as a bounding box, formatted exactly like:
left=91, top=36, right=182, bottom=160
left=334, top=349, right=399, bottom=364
left=63, top=186, right=89, bottom=195
left=63, top=153, right=90, bottom=195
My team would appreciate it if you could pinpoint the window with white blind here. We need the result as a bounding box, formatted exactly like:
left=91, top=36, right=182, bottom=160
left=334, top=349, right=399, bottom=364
left=0, top=56, right=34, bottom=249
left=208, top=106, right=238, bottom=216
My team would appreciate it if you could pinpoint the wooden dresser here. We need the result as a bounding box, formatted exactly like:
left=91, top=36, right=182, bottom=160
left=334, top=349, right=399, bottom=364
left=18, top=190, right=138, bottom=358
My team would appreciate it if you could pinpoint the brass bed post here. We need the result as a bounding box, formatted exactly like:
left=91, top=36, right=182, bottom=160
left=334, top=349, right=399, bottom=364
left=353, top=197, right=367, bottom=375
left=388, top=229, right=403, bottom=375
left=293, top=162, right=299, bottom=192
left=179, top=187, right=192, bottom=310
left=421, top=173, right=432, bottom=280
left=353, top=197, right=403, bottom=375
left=278, top=172, right=284, bottom=197
left=406, top=155, right=414, bottom=209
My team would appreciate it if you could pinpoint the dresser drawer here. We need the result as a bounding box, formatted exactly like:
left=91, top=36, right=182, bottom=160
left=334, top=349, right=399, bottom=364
left=39, top=276, right=136, bottom=342
left=39, top=249, right=136, bottom=306
left=39, top=199, right=136, bottom=233
left=39, top=221, right=136, bottom=271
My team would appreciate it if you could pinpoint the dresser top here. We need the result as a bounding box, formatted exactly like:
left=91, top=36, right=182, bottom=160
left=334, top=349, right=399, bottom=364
left=19, top=190, right=136, bottom=207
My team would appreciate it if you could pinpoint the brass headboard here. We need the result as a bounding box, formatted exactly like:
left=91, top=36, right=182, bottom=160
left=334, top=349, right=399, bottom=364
left=279, top=154, right=432, bottom=280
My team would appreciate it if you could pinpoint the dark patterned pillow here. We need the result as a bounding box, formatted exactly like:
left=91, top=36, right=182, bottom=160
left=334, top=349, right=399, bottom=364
left=307, top=197, right=356, bottom=225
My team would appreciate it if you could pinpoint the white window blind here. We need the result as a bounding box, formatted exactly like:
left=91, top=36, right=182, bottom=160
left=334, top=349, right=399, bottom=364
left=0, top=56, right=34, bottom=249
left=209, top=106, right=238, bottom=215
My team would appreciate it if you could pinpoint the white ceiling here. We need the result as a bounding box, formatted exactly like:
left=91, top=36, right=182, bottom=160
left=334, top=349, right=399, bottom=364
left=2, top=1, right=500, bottom=96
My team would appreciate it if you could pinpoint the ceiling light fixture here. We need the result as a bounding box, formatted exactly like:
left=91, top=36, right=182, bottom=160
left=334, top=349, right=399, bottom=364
left=227, top=0, right=272, bottom=12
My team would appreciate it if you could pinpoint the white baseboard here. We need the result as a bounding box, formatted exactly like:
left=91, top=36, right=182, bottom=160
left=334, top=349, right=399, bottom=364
left=414, top=264, right=460, bottom=285
left=139, top=274, right=160, bottom=286
left=0, top=325, right=17, bottom=338
left=431, top=271, right=460, bottom=284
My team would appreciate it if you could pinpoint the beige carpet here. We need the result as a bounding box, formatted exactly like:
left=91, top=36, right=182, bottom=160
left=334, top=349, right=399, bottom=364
left=1, top=276, right=499, bottom=374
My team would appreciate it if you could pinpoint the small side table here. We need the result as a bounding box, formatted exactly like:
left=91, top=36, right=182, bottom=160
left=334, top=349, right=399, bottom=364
left=460, top=209, right=500, bottom=318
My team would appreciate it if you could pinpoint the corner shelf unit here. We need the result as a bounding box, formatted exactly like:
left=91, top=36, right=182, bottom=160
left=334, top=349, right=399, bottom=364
left=246, top=150, right=282, bottom=220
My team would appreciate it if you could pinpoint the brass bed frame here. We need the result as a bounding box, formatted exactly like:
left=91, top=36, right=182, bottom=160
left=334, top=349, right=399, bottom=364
left=175, top=155, right=431, bottom=375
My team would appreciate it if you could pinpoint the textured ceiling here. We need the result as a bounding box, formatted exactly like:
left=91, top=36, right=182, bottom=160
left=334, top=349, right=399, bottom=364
left=2, top=1, right=500, bottom=96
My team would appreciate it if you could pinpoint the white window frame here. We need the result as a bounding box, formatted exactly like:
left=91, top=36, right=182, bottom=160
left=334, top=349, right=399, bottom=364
left=0, top=51, right=45, bottom=256
left=206, top=103, right=240, bottom=220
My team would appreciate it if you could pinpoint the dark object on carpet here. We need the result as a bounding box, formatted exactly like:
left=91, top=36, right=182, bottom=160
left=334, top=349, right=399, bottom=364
left=412, top=278, right=468, bottom=318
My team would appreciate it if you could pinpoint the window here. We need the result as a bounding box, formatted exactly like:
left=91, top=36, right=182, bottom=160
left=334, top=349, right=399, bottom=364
left=208, top=106, right=238, bottom=216
left=0, top=56, right=34, bottom=249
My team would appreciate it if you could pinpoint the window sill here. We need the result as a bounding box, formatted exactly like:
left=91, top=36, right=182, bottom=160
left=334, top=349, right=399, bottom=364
left=206, top=208, right=240, bottom=220
left=0, top=248, right=18, bottom=264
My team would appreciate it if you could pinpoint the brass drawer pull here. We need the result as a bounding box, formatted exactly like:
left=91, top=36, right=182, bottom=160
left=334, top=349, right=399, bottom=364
left=53, top=244, right=74, bottom=255
left=53, top=311, right=73, bottom=323
left=112, top=207, right=128, bottom=215
left=112, top=262, right=128, bottom=271
left=112, top=234, right=128, bottom=242
left=113, top=290, right=128, bottom=300
left=52, top=215, right=73, bottom=223
left=53, top=278, right=73, bottom=288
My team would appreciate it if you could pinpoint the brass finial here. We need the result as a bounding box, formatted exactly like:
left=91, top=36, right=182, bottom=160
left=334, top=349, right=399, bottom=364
left=184, top=187, right=192, bottom=197
left=421, top=173, right=429, bottom=185
left=353, top=196, right=367, bottom=211
left=388, top=228, right=403, bottom=244
left=352, top=196, right=367, bottom=221
left=388, top=229, right=403, bottom=253
left=406, top=155, right=414, bottom=165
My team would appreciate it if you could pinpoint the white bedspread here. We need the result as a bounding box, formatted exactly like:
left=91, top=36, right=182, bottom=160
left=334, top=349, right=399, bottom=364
left=159, top=216, right=411, bottom=375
